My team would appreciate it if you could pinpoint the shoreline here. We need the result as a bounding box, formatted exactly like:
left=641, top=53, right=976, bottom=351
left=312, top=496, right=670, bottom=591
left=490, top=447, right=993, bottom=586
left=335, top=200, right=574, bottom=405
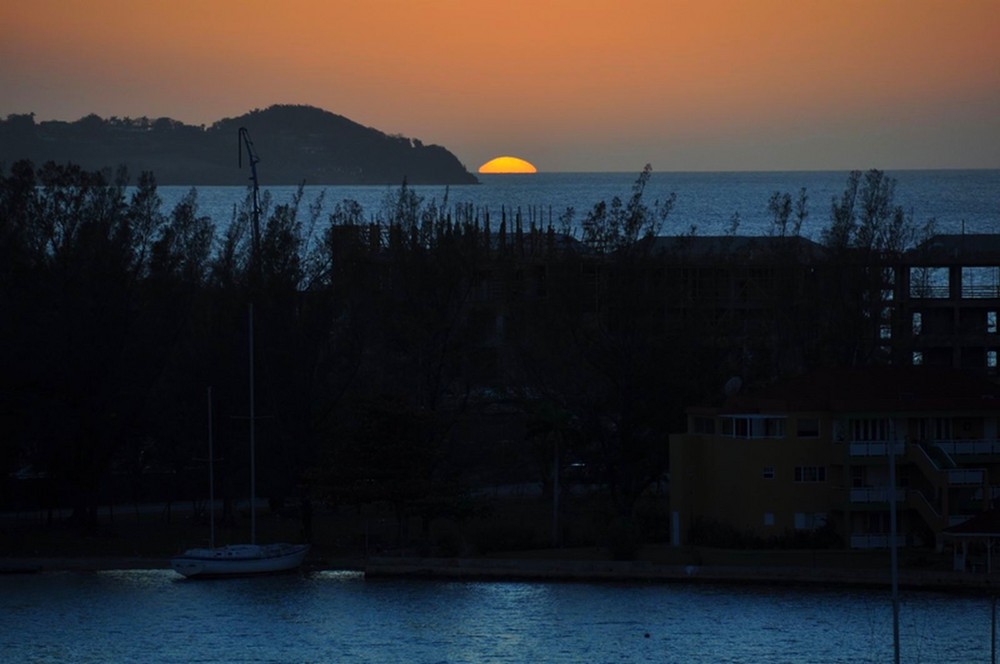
left=4, top=554, right=997, bottom=594
left=363, top=556, right=1000, bottom=594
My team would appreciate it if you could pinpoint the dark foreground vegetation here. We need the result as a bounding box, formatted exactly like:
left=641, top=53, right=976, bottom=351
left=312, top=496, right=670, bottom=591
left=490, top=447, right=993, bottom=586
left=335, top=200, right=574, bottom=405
left=0, top=160, right=932, bottom=558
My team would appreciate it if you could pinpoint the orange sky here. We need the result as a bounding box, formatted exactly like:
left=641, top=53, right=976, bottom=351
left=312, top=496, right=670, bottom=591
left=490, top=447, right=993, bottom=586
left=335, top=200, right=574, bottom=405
left=2, top=0, right=998, bottom=171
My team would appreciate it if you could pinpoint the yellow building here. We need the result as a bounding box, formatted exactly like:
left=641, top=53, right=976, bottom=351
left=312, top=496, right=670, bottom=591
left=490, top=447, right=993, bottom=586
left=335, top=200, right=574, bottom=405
left=670, top=366, right=1000, bottom=549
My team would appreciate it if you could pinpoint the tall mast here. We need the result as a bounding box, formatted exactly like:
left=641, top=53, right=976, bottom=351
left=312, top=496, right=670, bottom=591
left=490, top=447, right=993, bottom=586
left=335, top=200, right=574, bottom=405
left=248, top=305, right=256, bottom=544
left=208, top=387, right=215, bottom=549
left=238, top=127, right=262, bottom=266
left=239, top=127, right=261, bottom=545
left=889, top=418, right=900, bottom=664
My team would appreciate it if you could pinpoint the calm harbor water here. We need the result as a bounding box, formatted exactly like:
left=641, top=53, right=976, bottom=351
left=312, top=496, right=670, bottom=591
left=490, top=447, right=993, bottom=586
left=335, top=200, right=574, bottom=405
left=2, top=569, right=995, bottom=663
left=155, top=170, right=1000, bottom=240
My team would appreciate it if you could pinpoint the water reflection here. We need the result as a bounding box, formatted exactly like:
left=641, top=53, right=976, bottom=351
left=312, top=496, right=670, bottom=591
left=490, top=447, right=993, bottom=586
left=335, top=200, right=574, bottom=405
left=1, top=570, right=995, bottom=663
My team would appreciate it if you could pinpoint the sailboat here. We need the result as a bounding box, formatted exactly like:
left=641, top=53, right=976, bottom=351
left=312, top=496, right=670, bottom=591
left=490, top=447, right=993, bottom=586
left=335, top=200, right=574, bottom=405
left=170, top=541, right=309, bottom=578
left=170, top=364, right=309, bottom=578
left=171, top=129, right=309, bottom=579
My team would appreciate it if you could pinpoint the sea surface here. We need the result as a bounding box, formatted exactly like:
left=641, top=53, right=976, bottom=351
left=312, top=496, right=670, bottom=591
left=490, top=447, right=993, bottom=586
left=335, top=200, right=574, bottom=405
left=154, top=170, right=999, bottom=241
left=1, top=569, right=995, bottom=663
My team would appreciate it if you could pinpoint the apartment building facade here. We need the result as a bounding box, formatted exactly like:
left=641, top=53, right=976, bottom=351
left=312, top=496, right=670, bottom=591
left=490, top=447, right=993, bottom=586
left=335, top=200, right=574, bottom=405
left=670, top=366, right=1000, bottom=549
left=895, top=234, right=1000, bottom=375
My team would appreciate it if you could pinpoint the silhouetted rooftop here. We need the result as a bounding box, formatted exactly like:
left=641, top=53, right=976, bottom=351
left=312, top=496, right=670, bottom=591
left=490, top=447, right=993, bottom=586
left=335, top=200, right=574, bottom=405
left=643, top=235, right=826, bottom=262
left=721, top=366, right=1000, bottom=414
left=907, top=235, right=1000, bottom=264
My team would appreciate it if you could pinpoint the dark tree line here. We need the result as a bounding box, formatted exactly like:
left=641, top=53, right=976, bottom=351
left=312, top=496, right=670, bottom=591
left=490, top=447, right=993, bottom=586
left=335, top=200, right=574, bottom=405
left=0, top=160, right=928, bottom=552
left=0, top=159, right=541, bottom=533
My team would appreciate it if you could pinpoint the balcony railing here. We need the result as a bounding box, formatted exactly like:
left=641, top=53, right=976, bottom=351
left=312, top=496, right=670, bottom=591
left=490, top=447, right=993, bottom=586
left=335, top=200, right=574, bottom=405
left=851, top=534, right=907, bottom=549
left=848, top=439, right=1000, bottom=457
left=947, top=468, right=985, bottom=485
left=935, top=439, right=1000, bottom=456
left=849, top=487, right=907, bottom=503
left=849, top=441, right=906, bottom=457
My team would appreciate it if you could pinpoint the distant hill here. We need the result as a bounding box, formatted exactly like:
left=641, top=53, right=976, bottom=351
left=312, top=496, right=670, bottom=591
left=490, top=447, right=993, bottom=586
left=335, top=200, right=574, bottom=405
left=0, top=104, right=479, bottom=185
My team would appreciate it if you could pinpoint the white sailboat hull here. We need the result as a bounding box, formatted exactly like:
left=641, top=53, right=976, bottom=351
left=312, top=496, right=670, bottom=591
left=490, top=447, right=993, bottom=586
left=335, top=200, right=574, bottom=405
left=171, top=543, right=309, bottom=579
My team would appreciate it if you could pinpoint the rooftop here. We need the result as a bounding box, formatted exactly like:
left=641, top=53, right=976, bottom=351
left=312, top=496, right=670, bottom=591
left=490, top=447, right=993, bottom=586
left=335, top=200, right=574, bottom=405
left=907, top=234, right=1000, bottom=264
left=719, top=366, right=1000, bottom=414
left=641, top=235, right=826, bottom=262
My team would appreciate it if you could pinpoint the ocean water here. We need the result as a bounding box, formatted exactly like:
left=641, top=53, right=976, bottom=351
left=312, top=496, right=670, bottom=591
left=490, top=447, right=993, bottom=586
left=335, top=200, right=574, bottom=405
left=154, top=170, right=999, bottom=240
left=1, top=569, right=995, bottom=663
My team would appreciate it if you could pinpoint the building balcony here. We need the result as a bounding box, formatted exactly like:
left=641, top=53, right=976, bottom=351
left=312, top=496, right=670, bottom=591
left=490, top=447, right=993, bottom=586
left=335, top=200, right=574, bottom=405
left=849, top=439, right=1000, bottom=459
left=848, top=441, right=905, bottom=457
left=850, top=534, right=907, bottom=549
left=849, top=487, right=906, bottom=504
left=935, top=439, right=1000, bottom=456
left=947, top=468, right=986, bottom=485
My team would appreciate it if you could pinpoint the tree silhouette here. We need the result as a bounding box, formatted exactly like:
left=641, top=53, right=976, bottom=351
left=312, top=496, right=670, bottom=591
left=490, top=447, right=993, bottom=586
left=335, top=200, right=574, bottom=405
left=817, top=169, right=934, bottom=366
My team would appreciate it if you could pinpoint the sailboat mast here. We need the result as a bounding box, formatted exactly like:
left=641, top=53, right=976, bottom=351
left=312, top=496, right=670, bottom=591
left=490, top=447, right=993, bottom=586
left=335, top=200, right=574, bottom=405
left=249, top=304, right=257, bottom=545
left=239, top=126, right=261, bottom=547
left=208, top=386, right=215, bottom=549
left=889, top=419, right=900, bottom=664
left=238, top=126, right=262, bottom=265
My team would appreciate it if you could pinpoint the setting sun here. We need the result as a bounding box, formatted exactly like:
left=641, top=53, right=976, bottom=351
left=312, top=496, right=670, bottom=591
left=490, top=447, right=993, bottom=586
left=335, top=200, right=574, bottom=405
left=478, top=156, right=538, bottom=174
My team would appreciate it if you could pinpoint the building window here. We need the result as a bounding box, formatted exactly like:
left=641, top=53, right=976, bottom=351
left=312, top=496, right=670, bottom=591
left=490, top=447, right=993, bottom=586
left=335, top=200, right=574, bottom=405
left=916, top=417, right=952, bottom=441
left=989, top=311, right=998, bottom=334
left=909, top=267, right=949, bottom=299
left=693, top=416, right=715, bottom=434
left=912, top=312, right=922, bottom=336
left=832, top=419, right=848, bottom=443
left=912, top=351, right=923, bottom=366
left=852, top=418, right=889, bottom=442
left=763, top=512, right=775, bottom=527
left=794, top=466, right=827, bottom=483
left=794, top=512, right=828, bottom=530
left=851, top=466, right=866, bottom=488
left=720, top=416, right=786, bottom=439
left=762, top=466, right=775, bottom=480
left=989, top=350, right=998, bottom=368
left=962, top=267, right=1000, bottom=299
left=763, top=418, right=785, bottom=438
left=797, top=418, right=820, bottom=437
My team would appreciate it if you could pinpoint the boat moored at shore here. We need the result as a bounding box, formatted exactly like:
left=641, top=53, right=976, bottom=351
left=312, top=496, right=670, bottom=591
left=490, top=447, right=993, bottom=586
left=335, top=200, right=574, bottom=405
left=170, top=543, right=310, bottom=578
